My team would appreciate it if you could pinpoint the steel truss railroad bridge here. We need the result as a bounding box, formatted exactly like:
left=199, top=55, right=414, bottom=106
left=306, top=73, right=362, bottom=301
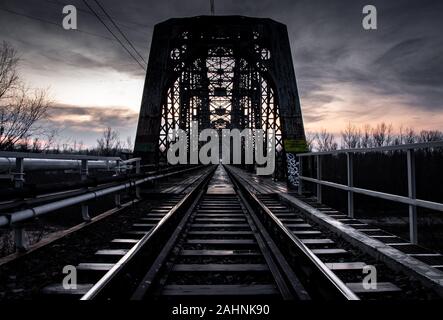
left=1, top=16, right=443, bottom=302
left=134, top=16, right=307, bottom=184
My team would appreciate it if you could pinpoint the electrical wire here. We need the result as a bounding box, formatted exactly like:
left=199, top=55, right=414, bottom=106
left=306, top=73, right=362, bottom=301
left=80, top=0, right=146, bottom=70
left=0, top=7, right=115, bottom=42
left=92, top=0, right=147, bottom=64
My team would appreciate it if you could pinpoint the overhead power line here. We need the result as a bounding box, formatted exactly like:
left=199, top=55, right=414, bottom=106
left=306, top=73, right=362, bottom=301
left=43, top=0, right=151, bottom=36
left=0, top=7, right=115, bottom=42
left=92, top=0, right=147, bottom=65
left=80, top=0, right=146, bottom=70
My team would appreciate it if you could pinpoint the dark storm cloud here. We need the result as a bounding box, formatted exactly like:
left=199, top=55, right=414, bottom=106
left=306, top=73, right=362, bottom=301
left=49, top=104, right=139, bottom=130
left=1, top=0, right=442, bottom=126
left=36, top=103, right=138, bottom=147
left=0, top=0, right=151, bottom=76
left=371, top=37, right=443, bottom=108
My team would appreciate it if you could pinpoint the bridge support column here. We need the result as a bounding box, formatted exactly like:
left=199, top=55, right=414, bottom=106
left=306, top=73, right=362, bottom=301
left=316, top=156, right=322, bottom=203
left=346, top=153, right=354, bottom=218
left=407, top=149, right=418, bottom=244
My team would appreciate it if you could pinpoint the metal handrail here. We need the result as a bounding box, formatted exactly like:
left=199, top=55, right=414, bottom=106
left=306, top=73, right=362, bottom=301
left=0, top=166, right=203, bottom=228
left=0, top=151, right=126, bottom=189
left=0, top=158, right=119, bottom=172
left=297, top=141, right=443, bottom=157
left=0, top=151, right=121, bottom=161
left=296, top=141, right=443, bottom=244
left=121, top=157, right=142, bottom=164
left=300, top=176, right=443, bottom=212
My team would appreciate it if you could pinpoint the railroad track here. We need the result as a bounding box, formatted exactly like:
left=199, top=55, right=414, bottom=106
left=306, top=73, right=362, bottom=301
left=41, top=165, right=408, bottom=300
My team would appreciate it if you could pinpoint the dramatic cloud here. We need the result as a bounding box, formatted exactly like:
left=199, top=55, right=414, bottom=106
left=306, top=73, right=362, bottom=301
left=0, top=0, right=442, bottom=145
left=49, top=104, right=138, bottom=129
left=44, top=104, right=138, bottom=146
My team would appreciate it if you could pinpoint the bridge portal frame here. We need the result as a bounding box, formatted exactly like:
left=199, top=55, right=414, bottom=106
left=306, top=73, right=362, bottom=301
left=134, top=15, right=307, bottom=184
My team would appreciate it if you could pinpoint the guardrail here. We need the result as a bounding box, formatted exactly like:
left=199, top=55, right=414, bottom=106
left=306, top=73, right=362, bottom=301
left=297, top=141, right=443, bottom=244
left=0, top=165, right=203, bottom=252
left=0, top=151, right=125, bottom=188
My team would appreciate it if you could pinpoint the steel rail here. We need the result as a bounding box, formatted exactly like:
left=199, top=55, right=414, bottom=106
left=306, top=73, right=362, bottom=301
left=132, top=165, right=309, bottom=300
left=225, top=165, right=359, bottom=300
left=230, top=175, right=311, bottom=300
left=81, top=166, right=216, bottom=300
left=130, top=174, right=210, bottom=300
left=0, top=166, right=205, bottom=227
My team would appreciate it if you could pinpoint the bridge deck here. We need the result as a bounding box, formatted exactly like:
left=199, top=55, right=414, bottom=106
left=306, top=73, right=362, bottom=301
left=226, top=165, right=443, bottom=296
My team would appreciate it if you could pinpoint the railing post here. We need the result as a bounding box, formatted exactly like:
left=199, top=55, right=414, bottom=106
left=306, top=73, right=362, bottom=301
left=115, top=193, right=121, bottom=207
left=14, top=226, right=29, bottom=252
left=407, top=149, right=418, bottom=244
left=115, top=160, right=122, bottom=207
left=116, top=159, right=121, bottom=174
left=80, top=159, right=88, bottom=181
left=316, top=155, right=322, bottom=203
left=14, top=157, right=25, bottom=189
left=347, top=153, right=354, bottom=218
left=135, top=159, right=141, bottom=199
left=81, top=204, right=90, bottom=221
left=297, top=156, right=303, bottom=195
left=80, top=159, right=91, bottom=221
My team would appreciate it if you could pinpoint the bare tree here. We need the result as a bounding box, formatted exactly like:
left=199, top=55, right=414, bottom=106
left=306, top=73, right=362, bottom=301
left=419, top=130, right=443, bottom=142
left=315, top=129, right=338, bottom=151
left=372, top=122, right=393, bottom=147
left=307, top=124, right=440, bottom=153
left=41, top=128, right=59, bottom=151
left=96, top=127, right=122, bottom=155
left=341, top=122, right=361, bottom=149
left=305, top=132, right=316, bottom=151
left=125, top=136, right=133, bottom=152
left=0, top=41, right=19, bottom=100
left=0, top=42, right=52, bottom=151
left=404, top=127, right=417, bottom=144
left=395, top=126, right=416, bottom=145
left=77, top=140, right=84, bottom=153
left=0, top=86, right=51, bottom=150
left=359, top=124, right=372, bottom=148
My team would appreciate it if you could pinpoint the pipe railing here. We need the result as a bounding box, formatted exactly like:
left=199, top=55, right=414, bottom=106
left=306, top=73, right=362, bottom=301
left=0, top=151, right=123, bottom=188
left=2, top=166, right=203, bottom=251
left=297, top=141, right=443, bottom=244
